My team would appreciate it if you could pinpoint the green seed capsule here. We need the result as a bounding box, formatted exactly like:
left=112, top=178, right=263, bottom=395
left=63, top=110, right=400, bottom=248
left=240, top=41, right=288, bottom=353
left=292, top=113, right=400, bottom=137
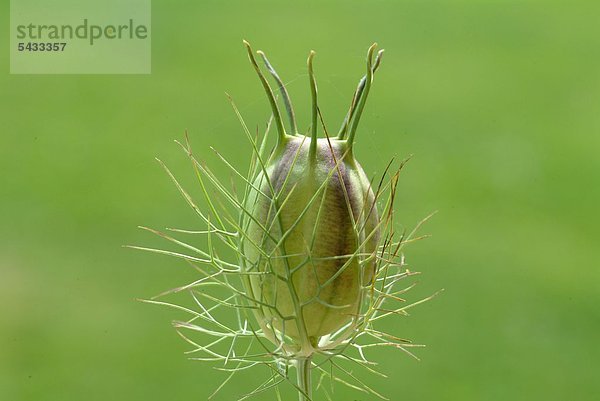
left=240, top=42, right=384, bottom=350
left=137, top=41, right=433, bottom=400
left=242, top=137, right=379, bottom=342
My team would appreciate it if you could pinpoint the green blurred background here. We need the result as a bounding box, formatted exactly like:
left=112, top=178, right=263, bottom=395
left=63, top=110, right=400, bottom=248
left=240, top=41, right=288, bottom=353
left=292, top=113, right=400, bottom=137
left=2, top=0, right=599, bottom=400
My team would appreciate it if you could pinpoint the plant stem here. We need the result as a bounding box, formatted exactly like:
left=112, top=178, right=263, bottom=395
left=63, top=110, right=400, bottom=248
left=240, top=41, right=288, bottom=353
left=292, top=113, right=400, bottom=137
left=296, top=356, right=313, bottom=401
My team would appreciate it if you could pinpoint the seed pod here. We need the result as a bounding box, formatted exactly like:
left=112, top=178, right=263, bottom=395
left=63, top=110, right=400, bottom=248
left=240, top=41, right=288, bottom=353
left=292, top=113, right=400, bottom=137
left=136, top=41, right=434, bottom=401
left=240, top=42, right=384, bottom=351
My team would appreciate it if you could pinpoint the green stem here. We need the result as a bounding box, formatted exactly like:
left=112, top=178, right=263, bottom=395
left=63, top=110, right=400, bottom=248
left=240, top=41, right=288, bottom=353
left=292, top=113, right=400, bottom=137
left=243, top=40, right=286, bottom=145
left=347, top=43, right=378, bottom=148
left=307, top=50, right=318, bottom=158
left=296, top=356, right=313, bottom=401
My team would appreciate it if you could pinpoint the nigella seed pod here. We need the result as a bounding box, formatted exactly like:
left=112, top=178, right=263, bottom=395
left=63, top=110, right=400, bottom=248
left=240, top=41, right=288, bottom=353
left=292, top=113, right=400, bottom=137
left=240, top=42, right=384, bottom=352
left=136, top=40, right=435, bottom=401
left=242, top=136, right=379, bottom=342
